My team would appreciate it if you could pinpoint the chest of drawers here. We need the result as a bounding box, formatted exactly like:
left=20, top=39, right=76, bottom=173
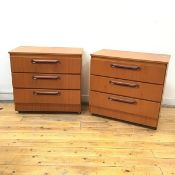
left=9, top=46, right=83, bottom=113
left=90, top=49, right=170, bottom=128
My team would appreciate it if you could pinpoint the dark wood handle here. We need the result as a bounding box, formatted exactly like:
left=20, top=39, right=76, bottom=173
left=109, top=80, right=139, bottom=88
left=108, top=96, right=137, bottom=104
left=32, top=75, right=60, bottom=80
left=32, top=59, right=60, bottom=64
left=33, top=91, right=61, bottom=96
left=111, top=63, right=140, bottom=70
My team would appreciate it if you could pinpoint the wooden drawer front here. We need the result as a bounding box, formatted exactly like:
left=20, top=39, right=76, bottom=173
left=90, top=91, right=160, bottom=119
left=14, top=89, right=80, bottom=105
left=90, top=75, right=163, bottom=102
left=12, top=73, right=80, bottom=89
left=91, top=58, right=166, bottom=84
left=10, top=55, right=81, bottom=73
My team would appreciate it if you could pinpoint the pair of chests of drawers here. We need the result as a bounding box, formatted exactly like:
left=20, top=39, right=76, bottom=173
left=10, top=54, right=81, bottom=112
left=90, top=57, right=167, bottom=128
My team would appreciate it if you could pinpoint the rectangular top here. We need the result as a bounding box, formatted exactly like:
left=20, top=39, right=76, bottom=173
left=9, top=46, right=83, bottom=56
left=91, top=49, right=170, bottom=64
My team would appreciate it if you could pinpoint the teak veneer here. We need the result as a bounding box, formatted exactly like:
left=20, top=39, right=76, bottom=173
left=9, top=46, right=83, bottom=113
left=90, top=49, right=170, bottom=128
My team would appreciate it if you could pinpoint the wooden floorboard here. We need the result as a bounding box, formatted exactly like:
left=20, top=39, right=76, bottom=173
left=0, top=103, right=175, bottom=175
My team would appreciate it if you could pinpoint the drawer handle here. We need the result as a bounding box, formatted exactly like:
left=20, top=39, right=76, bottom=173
left=111, top=63, right=140, bottom=70
left=32, top=59, right=60, bottom=64
left=32, top=75, right=60, bottom=80
left=108, top=96, right=137, bottom=104
left=33, top=91, right=61, bottom=96
left=109, top=80, right=139, bottom=88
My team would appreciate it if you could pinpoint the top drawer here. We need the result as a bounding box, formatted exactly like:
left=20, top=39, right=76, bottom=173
left=91, top=57, right=167, bottom=84
left=10, top=55, right=81, bottom=74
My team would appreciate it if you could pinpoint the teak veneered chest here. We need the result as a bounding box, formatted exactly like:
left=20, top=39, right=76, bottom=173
left=89, top=49, right=170, bottom=128
left=9, top=46, right=83, bottom=113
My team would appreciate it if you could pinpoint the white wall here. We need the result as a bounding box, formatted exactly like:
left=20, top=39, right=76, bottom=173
left=0, top=0, right=175, bottom=105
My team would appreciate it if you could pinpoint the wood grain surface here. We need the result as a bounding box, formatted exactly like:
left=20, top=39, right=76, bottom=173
left=91, top=57, right=167, bottom=84
left=12, top=73, right=80, bottom=89
left=10, top=55, right=82, bottom=74
left=90, top=75, right=163, bottom=102
left=9, top=46, right=83, bottom=56
left=0, top=103, right=174, bottom=175
left=91, top=49, right=170, bottom=64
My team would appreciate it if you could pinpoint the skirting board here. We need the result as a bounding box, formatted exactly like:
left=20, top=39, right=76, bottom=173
left=0, top=92, right=13, bottom=101
left=162, top=98, right=175, bottom=106
left=0, top=92, right=174, bottom=106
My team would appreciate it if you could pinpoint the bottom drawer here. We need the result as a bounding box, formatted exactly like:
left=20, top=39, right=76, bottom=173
left=13, top=89, right=81, bottom=112
left=14, top=89, right=80, bottom=105
left=90, top=91, right=160, bottom=119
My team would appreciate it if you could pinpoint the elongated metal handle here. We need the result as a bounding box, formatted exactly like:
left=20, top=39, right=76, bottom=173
left=32, top=59, right=60, bottom=64
left=111, top=63, right=140, bottom=70
left=33, top=91, right=61, bottom=95
left=108, top=96, right=137, bottom=104
left=32, top=75, right=60, bottom=80
left=109, top=80, right=139, bottom=88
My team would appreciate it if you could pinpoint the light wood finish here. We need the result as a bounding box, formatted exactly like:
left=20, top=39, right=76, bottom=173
left=90, top=49, right=170, bottom=128
left=9, top=46, right=83, bottom=56
left=9, top=46, right=82, bottom=112
left=90, top=106, right=158, bottom=128
left=90, top=91, right=160, bottom=119
left=92, top=49, right=170, bottom=64
left=10, top=55, right=81, bottom=74
left=15, top=104, right=81, bottom=112
left=0, top=103, right=174, bottom=175
left=91, top=57, right=167, bottom=84
left=14, top=89, right=80, bottom=104
left=91, top=75, right=163, bottom=102
left=12, top=73, right=80, bottom=89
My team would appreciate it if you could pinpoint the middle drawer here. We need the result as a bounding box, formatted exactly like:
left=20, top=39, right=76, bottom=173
left=12, top=73, right=80, bottom=89
left=90, top=75, right=163, bottom=102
